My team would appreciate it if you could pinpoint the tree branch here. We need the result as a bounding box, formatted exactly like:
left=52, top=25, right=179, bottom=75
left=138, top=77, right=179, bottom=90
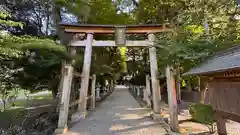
left=131, top=0, right=139, bottom=7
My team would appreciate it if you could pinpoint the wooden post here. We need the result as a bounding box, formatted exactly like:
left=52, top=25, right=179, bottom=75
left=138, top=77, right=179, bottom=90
left=198, top=77, right=201, bottom=92
left=132, top=85, right=134, bottom=93
left=216, top=115, right=227, bottom=135
left=137, top=86, right=140, bottom=96
left=132, top=85, right=135, bottom=94
left=143, top=87, right=147, bottom=101
left=55, top=46, right=76, bottom=134
left=56, top=61, right=66, bottom=113
left=105, top=80, right=108, bottom=92
left=157, top=79, right=161, bottom=101
left=69, top=77, right=76, bottom=118
left=135, top=86, right=137, bottom=94
left=69, top=47, right=77, bottom=116
left=56, top=64, right=74, bottom=132
left=176, top=67, right=181, bottom=104
left=166, top=65, right=179, bottom=132
left=96, top=87, right=100, bottom=99
left=91, top=74, right=96, bottom=110
left=148, top=33, right=161, bottom=114
left=110, top=80, right=114, bottom=92
left=145, top=75, right=152, bottom=108
left=78, top=33, right=93, bottom=116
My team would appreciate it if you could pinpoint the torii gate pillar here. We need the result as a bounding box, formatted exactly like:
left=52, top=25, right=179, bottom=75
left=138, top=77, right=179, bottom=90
left=148, top=33, right=161, bottom=114
left=78, top=33, right=94, bottom=116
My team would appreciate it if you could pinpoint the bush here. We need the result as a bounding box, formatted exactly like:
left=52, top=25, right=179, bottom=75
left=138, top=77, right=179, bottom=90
left=189, top=103, right=216, bottom=133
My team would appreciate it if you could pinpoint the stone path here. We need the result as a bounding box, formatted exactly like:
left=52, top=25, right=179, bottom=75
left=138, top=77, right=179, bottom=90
left=67, top=86, right=167, bottom=135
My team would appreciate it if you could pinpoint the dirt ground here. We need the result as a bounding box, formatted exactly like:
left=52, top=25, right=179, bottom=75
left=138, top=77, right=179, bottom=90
left=160, top=102, right=240, bottom=135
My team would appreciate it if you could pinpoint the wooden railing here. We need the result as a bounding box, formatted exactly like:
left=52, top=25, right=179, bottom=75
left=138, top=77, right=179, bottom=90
left=69, top=95, right=94, bottom=108
left=68, top=75, right=115, bottom=112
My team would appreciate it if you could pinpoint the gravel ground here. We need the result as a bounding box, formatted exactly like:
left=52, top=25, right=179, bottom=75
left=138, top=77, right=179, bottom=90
left=67, top=86, right=167, bottom=135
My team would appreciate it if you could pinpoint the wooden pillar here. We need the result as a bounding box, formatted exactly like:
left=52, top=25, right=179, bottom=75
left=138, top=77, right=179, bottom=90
left=166, top=65, right=179, bottom=132
left=216, top=115, right=227, bottom=135
left=69, top=48, right=77, bottom=116
left=55, top=46, right=76, bottom=134
left=137, top=86, right=140, bottom=96
left=157, top=79, right=161, bottom=101
left=56, top=64, right=74, bottom=132
left=148, top=33, right=161, bottom=114
left=105, top=80, right=108, bottom=92
left=145, top=75, right=152, bottom=108
left=69, top=77, right=76, bottom=117
left=143, top=87, right=147, bottom=101
left=78, top=33, right=93, bottom=115
left=176, top=67, right=181, bottom=104
left=135, top=86, right=137, bottom=94
left=90, top=74, right=96, bottom=110
left=56, top=61, right=66, bottom=113
left=110, top=80, right=114, bottom=92
left=198, top=77, right=201, bottom=92
left=96, top=87, right=100, bottom=99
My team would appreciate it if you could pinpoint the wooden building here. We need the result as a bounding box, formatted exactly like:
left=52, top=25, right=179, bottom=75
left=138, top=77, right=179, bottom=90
left=184, top=45, right=240, bottom=135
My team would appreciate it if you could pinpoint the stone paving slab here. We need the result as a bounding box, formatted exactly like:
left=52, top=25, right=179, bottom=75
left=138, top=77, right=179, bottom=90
left=66, top=86, right=167, bottom=135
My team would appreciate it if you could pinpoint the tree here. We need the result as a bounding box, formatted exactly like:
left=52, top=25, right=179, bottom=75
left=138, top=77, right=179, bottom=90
left=134, top=0, right=240, bottom=87
left=0, top=10, right=70, bottom=99
left=2, top=0, right=55, bottom=36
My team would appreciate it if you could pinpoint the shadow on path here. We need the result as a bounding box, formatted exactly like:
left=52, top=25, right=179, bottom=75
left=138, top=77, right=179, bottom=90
left=67, top=86, right=167, bottom=135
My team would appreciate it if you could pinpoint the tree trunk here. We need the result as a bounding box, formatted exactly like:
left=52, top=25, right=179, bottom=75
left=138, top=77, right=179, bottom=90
left=52, top=90, right=57, bottom=99
left=24, top=90, right=29, bottom=100
left=54, top=3, right=61, bottom=35
left=131, top=0, right=139, bottom=7
left=3, top=100, right=6, bottom=111
left=45, top=14, right=49, bottom=35
left=79, top=0, right=91, bottom=23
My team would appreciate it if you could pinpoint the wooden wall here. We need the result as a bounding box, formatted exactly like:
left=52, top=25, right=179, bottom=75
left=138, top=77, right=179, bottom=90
left=208, top=80, right=240, bottom=116
left=179, top=91, right=210, bottom=103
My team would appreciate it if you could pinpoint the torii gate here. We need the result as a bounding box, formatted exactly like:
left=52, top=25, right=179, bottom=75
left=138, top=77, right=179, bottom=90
left=55, top=23, right=172, bottom=134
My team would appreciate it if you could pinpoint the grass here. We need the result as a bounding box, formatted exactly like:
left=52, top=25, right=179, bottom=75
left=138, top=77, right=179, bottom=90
left=0, top=90, right=52, bottom=109
left=0, top=108, right=27, bottom=121
left=0, top=107, right=28, bottom=129
left=0, top=91, right=54, bottom=129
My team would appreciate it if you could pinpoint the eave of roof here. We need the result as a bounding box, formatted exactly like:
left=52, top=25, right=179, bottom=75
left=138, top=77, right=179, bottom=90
left=183, top=45, right=240, bottom=76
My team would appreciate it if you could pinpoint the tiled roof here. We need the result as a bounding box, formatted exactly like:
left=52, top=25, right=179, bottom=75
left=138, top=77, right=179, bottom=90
left=183, top=45, right=240, bottom=76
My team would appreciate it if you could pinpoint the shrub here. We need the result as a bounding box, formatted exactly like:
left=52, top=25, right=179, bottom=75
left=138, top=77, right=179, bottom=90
left=189, top=103, right=216, bottom=133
